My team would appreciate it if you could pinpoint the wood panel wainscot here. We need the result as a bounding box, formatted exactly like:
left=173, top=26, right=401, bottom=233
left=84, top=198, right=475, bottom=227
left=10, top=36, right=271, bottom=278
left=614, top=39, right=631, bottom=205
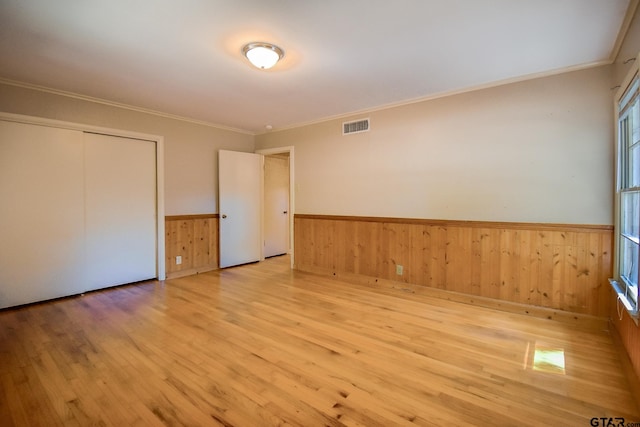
left=610, top=291, right=640, bottom=407
left=165, top=214, right=219, bottom=279
left=294, top=214, right=613, bottom=319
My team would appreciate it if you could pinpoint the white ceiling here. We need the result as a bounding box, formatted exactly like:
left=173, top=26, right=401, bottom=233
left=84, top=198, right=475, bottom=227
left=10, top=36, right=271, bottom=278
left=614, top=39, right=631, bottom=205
left=0, top=0, right=633, bottom=134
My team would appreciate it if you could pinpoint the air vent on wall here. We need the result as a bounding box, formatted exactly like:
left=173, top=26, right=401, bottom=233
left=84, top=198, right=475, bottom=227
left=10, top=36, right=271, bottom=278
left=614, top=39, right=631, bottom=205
left=342, top=118, right=370, bottom=135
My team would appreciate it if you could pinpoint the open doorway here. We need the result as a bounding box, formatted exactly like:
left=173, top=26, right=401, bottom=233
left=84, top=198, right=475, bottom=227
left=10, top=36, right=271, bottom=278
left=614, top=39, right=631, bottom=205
left=264, top=153, right=289, bottom=258
left=256, top=146, right=294, bottom=268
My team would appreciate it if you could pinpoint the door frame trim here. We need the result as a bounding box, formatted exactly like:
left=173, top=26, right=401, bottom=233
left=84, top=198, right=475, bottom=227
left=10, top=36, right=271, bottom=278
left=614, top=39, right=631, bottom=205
left=0, top=112, right=166, bottom=280
left=256, top=146, right=295, bottom=268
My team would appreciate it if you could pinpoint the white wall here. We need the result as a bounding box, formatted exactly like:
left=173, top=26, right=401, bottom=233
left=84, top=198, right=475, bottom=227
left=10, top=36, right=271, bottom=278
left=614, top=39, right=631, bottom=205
left=0, top=83, right=255, bottom=215
left=0, top=50, right=623, bottom=225
left=256, top=66, right=614, bottom=225
left=613, top=4, right=640, bottom=86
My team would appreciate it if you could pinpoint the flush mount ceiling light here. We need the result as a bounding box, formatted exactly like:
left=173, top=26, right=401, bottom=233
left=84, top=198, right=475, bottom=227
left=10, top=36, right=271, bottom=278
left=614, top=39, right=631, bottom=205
left=242, top=42, right=284, bottom=70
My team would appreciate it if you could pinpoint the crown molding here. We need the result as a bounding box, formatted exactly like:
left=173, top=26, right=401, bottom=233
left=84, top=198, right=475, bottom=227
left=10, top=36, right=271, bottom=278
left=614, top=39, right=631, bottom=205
left=260, top=60, right=611, bottom=135
left=0, top=77, right=255, bottom=135
left=610, top=0, right=640, bottom=63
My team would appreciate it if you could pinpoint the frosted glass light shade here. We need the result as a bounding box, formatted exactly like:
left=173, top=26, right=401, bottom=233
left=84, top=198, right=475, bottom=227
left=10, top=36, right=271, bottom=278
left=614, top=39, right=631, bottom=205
left=242, top=43, right=284, bottom=70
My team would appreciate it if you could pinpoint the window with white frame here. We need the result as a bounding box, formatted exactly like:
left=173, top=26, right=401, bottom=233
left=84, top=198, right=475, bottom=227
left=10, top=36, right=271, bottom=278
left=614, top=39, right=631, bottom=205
left=614, top=66, right=640, bottom=319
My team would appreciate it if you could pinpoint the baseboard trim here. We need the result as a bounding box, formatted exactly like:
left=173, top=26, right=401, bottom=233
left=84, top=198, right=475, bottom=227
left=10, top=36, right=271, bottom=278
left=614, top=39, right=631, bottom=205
left=166, top=265, right=218, bottom=280
left=295, top=263, right=609, bottom=332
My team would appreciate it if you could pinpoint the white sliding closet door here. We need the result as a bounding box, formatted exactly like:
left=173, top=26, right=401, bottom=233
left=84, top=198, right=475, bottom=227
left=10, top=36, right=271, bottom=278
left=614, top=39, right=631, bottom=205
left=84, top=133, right=157, bottom=290
left=0, top=121, right=86, bottom=308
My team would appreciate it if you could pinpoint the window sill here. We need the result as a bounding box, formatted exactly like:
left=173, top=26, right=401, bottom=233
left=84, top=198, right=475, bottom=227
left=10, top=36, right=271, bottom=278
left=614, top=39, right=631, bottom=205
left=609, top=279, right=639, bottom=325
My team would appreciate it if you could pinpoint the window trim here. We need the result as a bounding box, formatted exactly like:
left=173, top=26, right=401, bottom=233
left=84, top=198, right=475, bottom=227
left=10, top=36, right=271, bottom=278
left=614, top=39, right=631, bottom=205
left=612, top=52, right=640, bottom=324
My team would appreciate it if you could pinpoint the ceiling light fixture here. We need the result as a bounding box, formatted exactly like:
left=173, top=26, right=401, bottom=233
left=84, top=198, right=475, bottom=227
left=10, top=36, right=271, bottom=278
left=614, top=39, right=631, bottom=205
left=242, top=42, right=284, bottom=70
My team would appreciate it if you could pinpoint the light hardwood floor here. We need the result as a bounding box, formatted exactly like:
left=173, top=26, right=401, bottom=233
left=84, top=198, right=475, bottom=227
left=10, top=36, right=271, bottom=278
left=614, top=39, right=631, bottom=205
left=0, top=255, right=638, bottom=426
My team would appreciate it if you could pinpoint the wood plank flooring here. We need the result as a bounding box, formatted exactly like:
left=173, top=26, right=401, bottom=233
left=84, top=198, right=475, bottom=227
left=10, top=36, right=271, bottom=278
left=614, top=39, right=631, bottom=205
left=0, top=255, right=638, bottom=426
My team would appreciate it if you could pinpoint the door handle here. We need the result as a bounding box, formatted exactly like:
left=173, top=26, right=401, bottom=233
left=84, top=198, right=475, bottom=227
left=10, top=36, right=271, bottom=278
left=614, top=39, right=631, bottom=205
left=221, top=214, right=227, bottom=218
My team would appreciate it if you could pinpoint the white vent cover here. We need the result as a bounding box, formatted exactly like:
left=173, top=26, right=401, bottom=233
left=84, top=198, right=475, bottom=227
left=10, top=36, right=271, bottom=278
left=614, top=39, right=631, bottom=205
left=342, top=118, right=370, bottom=135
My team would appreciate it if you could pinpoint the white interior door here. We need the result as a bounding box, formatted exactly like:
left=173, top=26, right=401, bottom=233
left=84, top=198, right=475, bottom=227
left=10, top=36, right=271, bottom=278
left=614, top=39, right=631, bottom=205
left=264, top=155, right=289, bottom=257
left=0, top=121, right=86, bottom=308
left=219, top=150, right=262, bottom=268
left=84, top=133, right=157, bottom=290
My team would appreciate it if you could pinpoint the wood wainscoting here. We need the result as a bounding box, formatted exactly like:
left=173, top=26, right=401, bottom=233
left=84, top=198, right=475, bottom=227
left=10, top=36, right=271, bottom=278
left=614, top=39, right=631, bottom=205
left=165, top=214, right=219, bottom=279
left=294, top=214, right=613, bottom=318
left=610, top=290, right=640, bottom=405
